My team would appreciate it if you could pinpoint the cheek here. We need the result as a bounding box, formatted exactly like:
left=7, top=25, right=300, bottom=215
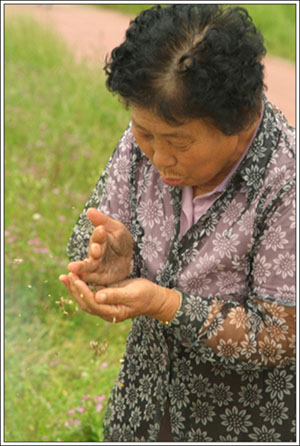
left=133, top=135, right=152, bottom=157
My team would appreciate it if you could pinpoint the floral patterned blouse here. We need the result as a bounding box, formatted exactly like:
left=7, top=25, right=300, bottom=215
left=67, top=98, right=296, bottom=442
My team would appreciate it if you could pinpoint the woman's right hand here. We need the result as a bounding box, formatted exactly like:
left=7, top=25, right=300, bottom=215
left=67, top=208, right=134, bottom=286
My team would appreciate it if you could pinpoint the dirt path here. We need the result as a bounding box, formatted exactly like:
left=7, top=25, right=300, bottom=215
left=6, top=4, right=295, bottom=127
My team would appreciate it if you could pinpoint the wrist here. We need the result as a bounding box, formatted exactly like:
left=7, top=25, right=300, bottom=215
left=151, top=285, right=182, bottom=324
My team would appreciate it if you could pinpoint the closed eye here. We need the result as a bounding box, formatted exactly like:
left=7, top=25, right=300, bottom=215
left=134, top=131, right=153, bottom=141
left=141, top=133, right=153, bottom=140
left=171, top=142, right=191, bottom=151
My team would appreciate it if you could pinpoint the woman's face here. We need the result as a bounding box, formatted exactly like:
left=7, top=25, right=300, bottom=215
left=131, top=107, right=250, bottom=194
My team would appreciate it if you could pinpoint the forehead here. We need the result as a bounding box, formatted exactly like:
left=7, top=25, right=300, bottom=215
left=131, top=107, right=194, bottom=137
left=131, top=107, right=218, bottom=140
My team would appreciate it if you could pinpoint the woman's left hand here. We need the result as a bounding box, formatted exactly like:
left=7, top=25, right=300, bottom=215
left=59, top=273, right=180, bottom=323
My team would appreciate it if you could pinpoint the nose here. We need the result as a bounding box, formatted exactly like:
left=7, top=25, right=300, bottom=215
left=152, top=140, right=176, bottom=169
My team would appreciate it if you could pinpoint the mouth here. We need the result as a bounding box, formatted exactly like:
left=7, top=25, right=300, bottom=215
left=160, top=175, right=182, bottom=186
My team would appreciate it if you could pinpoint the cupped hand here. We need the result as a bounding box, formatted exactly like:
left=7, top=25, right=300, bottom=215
left=59, top=272, right=108, bottom=319
left=68, top=208, right=134, bottom=285
left=59, top=274, right=180, bottom=323
left=94, top=277, right=180, bottom=323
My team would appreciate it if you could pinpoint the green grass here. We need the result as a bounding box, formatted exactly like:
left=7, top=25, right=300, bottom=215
left=94, top=3, right=296, bottom=62
left=5, top=16, right=131, bottom=442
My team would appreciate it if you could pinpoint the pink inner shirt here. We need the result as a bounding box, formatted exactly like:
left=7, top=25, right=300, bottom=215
left=179, top=105, right=264, bottom=239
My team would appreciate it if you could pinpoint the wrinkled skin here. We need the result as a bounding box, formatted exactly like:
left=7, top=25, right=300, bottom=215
left=67, top=208, right=134, bottom=285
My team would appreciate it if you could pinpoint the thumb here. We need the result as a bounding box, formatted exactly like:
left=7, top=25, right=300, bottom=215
left=86, top=208, right=108, bottom=227
left=86, top=208, right=120, bottom=233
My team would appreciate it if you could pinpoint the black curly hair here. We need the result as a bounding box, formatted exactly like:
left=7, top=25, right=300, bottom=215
left=104, top=4, right=266, bottom=135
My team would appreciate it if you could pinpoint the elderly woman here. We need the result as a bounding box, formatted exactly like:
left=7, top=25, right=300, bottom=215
left=59, top=4, right=296, bottom=442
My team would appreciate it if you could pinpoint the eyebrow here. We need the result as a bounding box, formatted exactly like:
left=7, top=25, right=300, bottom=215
left=131, top=119, right=190, bottom=139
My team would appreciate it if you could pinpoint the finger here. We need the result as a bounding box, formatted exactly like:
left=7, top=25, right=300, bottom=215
left=89, top=227, right=109, bottom=259
left=90, top=242, right=101, bottom=259
left=59, top=274, right=69, bottom=286
left=68, top=273, right=89, bottom=310
left=90, top=226, right=107, bottom=245
left=68, top=273, right=81, bottom=298
left=73, top=278, right=95, bottom=301
left=95, top=287, right=127, bottom=305
left=87, top=208, right=122, bottom=233
left=67, top=261, right=83, bottom=274
left=59, top=274, right=72, bottom=296
left=78, top=272, right=107, bottom=284
left=72, top=277, right=115, bottom=319
left=68, top=258, right=99, bottom=274
left=86, top=208, right=110, bottom=228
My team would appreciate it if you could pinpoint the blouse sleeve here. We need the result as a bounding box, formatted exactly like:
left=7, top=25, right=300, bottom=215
left=66, top=126, right=134, bottom=263
left=165, top=183, right=296, bottom=370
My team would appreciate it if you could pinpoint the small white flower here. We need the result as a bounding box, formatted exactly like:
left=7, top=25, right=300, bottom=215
left=160, top=215, right=175, bottom=241
left=248, top=136, right=267, bottom=162
left=252, top=254, right=272, bottom=284
left=267, top=165, right=291, bottom=190
left=129, top=406, right=142, bottom=429
left=263, top=110, right=278, bottom=140
left=105, top=176, right=117, bottom=194
left=184, top=295, right=209, bottom=322
left=139, top=235, right=162, bottom=262
left=238, top=383, right=263, bottom=407
left=112, top=208, right=131, bottom=228
left=259, top=400, right=289, bottom=426
left=261, top=225, right=288, bottom=251
left=220, top=406, right=252, bottom=434
left=237, top=208, right=255, bottom=235
left=169, top=378, right=190, bottom=409
left=249, top=425, right=281, bottom=442
left=180, top=271, right=211, bottom=295
left=213, top=229, right=239, bottom=259
left=117, top=185, right=130, bottom=205
left=273, top=252, right=295, bottom=278
left=223, top=200, right=243, bottom=224
left=187, top=428, right=212, bottom=442
left=217, top=338, right=241, bottom=362
left=137, top=198, right=163, bottom=229
left=275, top=285, right=295, bottom=305
left=196, top=253, right=222, bottom=274
left=210, top=382, right=234, bottom=407
left=240, top=334, right=257, bottom=359
left=228, top=306, right=248, bottom=330
left=244, top=165, right=264, bottom=187
left=216, top=271, right=241, bottom=294
left=190, top=400, right=215, bottom=425
left=265, top=368, right=294, bottom=400
left=258, top=336, right=285, bottom=365
left=113, top=155, right=130, bottom=181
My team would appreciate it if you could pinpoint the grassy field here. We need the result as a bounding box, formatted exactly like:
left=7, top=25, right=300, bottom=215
left=96, top=3, right=296, bottom=62
left=4, top=16, right=131, bottom=442
left=4, top=4, right=296, bottom=443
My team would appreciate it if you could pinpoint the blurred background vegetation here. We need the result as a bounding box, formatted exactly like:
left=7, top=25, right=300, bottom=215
left=4, top=3, right=296, bottom=442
